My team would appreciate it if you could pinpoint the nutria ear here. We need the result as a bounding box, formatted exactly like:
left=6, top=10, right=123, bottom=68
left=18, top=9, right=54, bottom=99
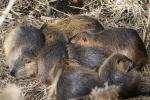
left=116, top=58, right=135, bottom=73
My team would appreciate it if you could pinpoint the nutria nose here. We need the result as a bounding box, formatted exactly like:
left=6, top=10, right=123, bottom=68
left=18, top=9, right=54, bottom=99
left=10, top=69, right=16, bottom=77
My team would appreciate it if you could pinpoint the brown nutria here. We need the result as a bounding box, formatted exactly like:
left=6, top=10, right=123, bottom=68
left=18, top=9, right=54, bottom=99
left=3, top=25, right=45, bottom=79
left=57, top=61, right=102, bottom=100
left=57, top=53, right=140, bottom=100
left=41, top=15, right=104, bottom=42
left=68, top=28, right=148, bottom=70
left=96, top=28, right=148, bottom=70
left=37, top=31, right=68, bottom=84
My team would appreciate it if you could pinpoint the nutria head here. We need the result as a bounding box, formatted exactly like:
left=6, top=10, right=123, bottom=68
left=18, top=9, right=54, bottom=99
left=4, top=25, right=45, bottom=79
left=99, top=53, right=140, bottom=98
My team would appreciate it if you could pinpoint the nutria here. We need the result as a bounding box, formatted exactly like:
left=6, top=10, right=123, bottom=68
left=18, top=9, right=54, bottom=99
left=37, top=31, right=68, bottom=84
left=99, top=53, right=140, bottom=98
left=41, top=15, right=104, bottom=42
left=96, top=28, right=148, bottom=70
left=68, top=28, right=148, bottom=70
left=57, top=53, right=140, bottom=100
left=3, top=25, right=45, bottom=79
left=57, top=61, right=102, bottom=100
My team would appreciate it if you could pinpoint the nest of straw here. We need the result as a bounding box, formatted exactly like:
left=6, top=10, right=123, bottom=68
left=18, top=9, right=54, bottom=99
left=0, top=0, right=150, bottom=100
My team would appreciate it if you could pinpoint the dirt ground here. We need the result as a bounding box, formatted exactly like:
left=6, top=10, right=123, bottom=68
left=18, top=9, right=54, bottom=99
left=0, top=0, right=150, bottom=100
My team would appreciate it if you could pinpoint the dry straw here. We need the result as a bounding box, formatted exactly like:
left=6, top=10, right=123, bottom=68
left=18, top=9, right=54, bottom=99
left=0, top=0, right=150, bottom=100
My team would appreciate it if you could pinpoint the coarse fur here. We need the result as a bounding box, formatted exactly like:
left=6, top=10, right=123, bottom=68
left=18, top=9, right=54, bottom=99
left=57, top=53, right=140, bottom=100
left=68, top=28, right=148, bottom=70
left=95, top=28, right=148, bottom=70
left=37, top=32, right=68, bottom=84
left=3, top=25, right=45, bottom=79
left=57, top=61, right=102, bottom=100
left=41, top=15, right=104, bottom=42
left=68, top=32, right=112, bottom=69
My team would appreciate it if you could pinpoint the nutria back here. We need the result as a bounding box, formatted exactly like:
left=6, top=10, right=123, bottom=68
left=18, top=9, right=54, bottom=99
left=68, top=43, right=112, bottom=69
left=42, top=15, right=104, bottom=42
left=95, top=28, right=148, bottom=70
left=57, top=62, right=101, bottom=100
left=68, top=28, right=148, bottom=70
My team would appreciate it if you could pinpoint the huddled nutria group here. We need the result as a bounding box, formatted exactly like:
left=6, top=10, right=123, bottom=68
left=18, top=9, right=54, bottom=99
left=3, top=15, right=148, bottom=99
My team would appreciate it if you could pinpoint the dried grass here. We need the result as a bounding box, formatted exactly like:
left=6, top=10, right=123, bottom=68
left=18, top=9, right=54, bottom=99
left=0, top=0, right=150, bottom=100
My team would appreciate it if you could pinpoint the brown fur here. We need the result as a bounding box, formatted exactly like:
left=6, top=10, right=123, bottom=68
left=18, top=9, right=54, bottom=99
left=57, top=54, right=140, bottom=100
left=68, top=32, right=112, bottom=69
left=41, top=15, right=104, bottom=42
left=95, top=28, right=148, bottom=70
left=57, top=61, right=101, bottom=100
left=99, top=53, right=140, bottom=98
left=3, top=25, right=45, bottom=79
left=68, top=28, right=148, bottom=70
left=37, top=31, right=68, bottom=84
